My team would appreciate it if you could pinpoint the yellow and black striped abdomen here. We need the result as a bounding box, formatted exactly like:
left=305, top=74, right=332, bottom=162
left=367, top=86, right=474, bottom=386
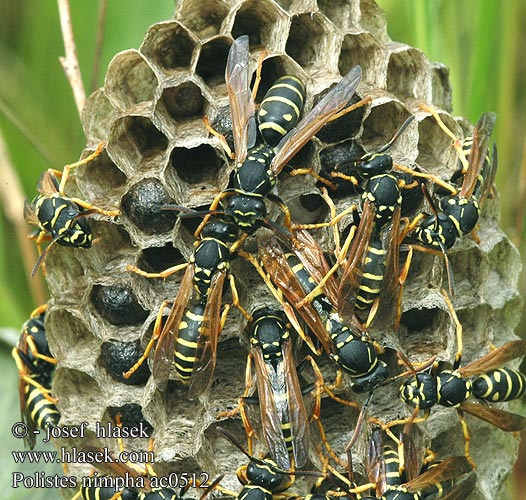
left=472, top=368, right=526, bottom=402
left=174, top=302, right=206, bottom=382
left=384, top=446, right=402, bottom=487
left=25, top=384, right=60, bottom=430
left=258, top=76, right=306, bottom=148
left=356, top=232, right=387, bottom=311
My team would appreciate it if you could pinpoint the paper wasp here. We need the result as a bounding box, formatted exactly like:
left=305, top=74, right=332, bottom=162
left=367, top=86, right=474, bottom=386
left=407, top=110, right=497, bottom=285
left=125, top=215, right=247, bottom=397
left=248, top=226, right=389, bottom=394
left=24, top=142, right=119, bottom=275
left=399, top=340, right=526, bottom=465
left=215, top=426, right=323, bottom=500
left=11, top=304, right=59, bottom=449
left=356, top=427, right=476, bottom=500
left=202, top=35, right=363, bottom=235
left=223, top=307, right=311, bottom=470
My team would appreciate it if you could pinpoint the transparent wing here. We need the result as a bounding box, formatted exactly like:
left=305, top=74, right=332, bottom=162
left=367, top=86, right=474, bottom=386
left=460, top=112, right=496, bottom=199
left=459, top=340, right=526, bottom=377
left=152, top=264, right=195, bottom=391
left=226, top=35, right=257, bottom=163
left=271, top=66, right=362, bottom=174
left=338, top=199, right=375, bottom=324
left=188, top=271, right=227, bottom=399
left=252, top=346, right=292, bottom=470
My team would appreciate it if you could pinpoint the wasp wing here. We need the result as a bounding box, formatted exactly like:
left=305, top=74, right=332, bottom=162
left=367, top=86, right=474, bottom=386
left=226, top=35, right=257, bottom=163
left=258, top=236, right=333, bottom=355
left=459, top=340, right=526, bottom=377
left=475, top=142, right=498, bottom=207
left=36, top=170, right=60, bottom=196
left=338, top=199, right=375, bottom=324
left=187, top=270, right=227, bottom=399
left=152, top=263, right=196, bottom=392
left=252, top=345, right=293, bottom=470
left=282, top=337, right=310, bottom=468
left=287, top=229, right=340, bottom=306
left=404, top=456, right=472, bottom=493
left=460, top=112, right=496, bottom=199
left=440, top=472, right=477, bottom=500
left=460, top=402, right=526, bottom=431
left=367, top=429, right=387, bottom=497
left=369, top=206, right=402, bottom=331
left=271, top=66, right=362, bottom=175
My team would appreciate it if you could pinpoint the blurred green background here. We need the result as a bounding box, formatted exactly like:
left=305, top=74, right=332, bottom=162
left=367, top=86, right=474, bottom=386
left=0, top=1, right=524, bottom=499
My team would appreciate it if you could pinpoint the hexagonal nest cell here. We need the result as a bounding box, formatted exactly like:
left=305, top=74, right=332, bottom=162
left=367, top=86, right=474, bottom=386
left=141, top=22, right=198, bottom=74
left=31, top=1, right=523, bottom=500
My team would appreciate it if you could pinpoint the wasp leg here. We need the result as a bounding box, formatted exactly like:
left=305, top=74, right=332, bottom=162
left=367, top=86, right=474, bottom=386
left=229, top=274, right=251, bottom=322
left=308, top=356, right=358, bottom=409
left=406, top=243, right=455, bottom=296
left=267, top=192, right=293, bottom=230
left=251, top=49, right=268, bottom=101
left=287, top=167, right=338, bottom=190
left=418, top=104, right=469, bottom=172
left=23, top=376, right=58, bottom=404
left=57, top=141, right=106, bottom=194
left=195, top=190, right=232, bottom=239
left=203, top=116, right=234, bottom=159
left=219, top=355, right=257, bottom=456
left=380, top=406, right=430, bottom=430
left=25, top=336, right=58, bottom=365
left=295, top=217, right=357, bottom=309
left=393, top=162, right=457, bottom=194
left=127, top=262, right=188, bottom=280
left=123, top=301, right=171, bottom=379
left=399, top=213, right=426, bottom=242
left=11, top=348, right=58, bottom=403
left=68, top=198, right=120, bottom=217
left=393, top=244, right=413, bottom=331
left=290, top=198, right=358, bottom=234
left=328, top=96, right=372, bottom=122
left=29, top=304, right=48, bottom=317
left=457, top=410, right=475, bottom=468
left=441, top=288, right=463, bottom=369
left=306, top=355, right=350, bottom=467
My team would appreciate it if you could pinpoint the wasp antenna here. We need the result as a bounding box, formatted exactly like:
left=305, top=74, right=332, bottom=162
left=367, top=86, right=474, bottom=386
left=438, top=240, right=455, bottom=296
left=376, top=115, right=416, bottom=154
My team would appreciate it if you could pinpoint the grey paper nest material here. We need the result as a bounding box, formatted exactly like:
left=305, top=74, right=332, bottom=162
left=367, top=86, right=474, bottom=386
left=42, top=1, right=522, bottom=499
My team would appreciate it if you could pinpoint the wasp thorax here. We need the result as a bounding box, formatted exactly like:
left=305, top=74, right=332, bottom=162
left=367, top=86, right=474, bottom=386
left=400, top=373, right=438, bottom=410
left=437, top=370, right=472, bottom=407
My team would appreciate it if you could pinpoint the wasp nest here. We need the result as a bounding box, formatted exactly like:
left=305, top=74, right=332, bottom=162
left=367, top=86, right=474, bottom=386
left=40, top=0, right=523, bottom=499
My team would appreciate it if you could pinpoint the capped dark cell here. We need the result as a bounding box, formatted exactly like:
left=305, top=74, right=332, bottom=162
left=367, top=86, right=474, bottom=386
left=315, top=93, right=366, bottom=144
left=100, top=339, right=151, bottom=385
left=318, top=140, right=365, bottom=197
left=121, top=178, right=177, bottom=234
left=91, top=284, right=148, bottom=326
left=107, top=403, right=153, bottom=436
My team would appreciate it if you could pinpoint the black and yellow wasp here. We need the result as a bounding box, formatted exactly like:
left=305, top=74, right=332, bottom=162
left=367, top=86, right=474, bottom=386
left=215, top=426, right=323, bottom=500
left=203, top=35, right=363, bottom=234
left=399, top=340, right=526, bottom=465
left=11, top=304, right=60, bottom=449
left=251, top=226, right=390, bottom=393
left=125, top=215, right=246, bottom=398
left=24, top=142, right=119, bottom=275
left=410, top=110, right=497, bottom=255
left=232, top=307, right=311, bottom=470
left=355, top=428, right=476, bottom=500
